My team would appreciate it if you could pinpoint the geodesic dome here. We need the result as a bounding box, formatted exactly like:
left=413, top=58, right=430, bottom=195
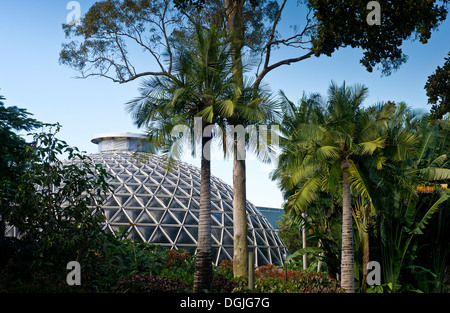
left=5, top=132, right=285, bottom=266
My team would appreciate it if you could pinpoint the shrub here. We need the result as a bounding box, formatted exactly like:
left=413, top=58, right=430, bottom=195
left=116, top=274, right=190, bottom=293
left=212, top=274, right=238, bottom=293
left=216, top=259, right=234, bottom=279
left=235, top=263, right=344, bottom=293
left=165, top=249, right=192, bottom=268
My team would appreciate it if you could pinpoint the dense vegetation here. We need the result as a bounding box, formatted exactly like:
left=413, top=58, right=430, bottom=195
left=273, top=83, right=450, bottom=293
left=0, top=95, right=341, bottom=293
left=1, top=0, right=449, bottom=294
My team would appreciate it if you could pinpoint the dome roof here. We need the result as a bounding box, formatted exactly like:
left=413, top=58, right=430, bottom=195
left=91, top=133, right=287, bottom=266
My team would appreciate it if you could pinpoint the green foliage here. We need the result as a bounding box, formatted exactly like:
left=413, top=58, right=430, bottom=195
left=0, top=124, right=114, bottom=292
left=425, top=51, right=450, bottom=121
left=116, top=274, right=190, bottom=293
left=215, top=259, right=234, bottom=279
left=234, top=264, right=343, bottom=293
left=274, top=83, right=450, bottom=292
left=211, top=274, right=238, bottom=293
left=0, top=95, right=42, bottom=225
left=309, top=0, right=448, bottom=75
left=5, top=126, right=111, bottom=277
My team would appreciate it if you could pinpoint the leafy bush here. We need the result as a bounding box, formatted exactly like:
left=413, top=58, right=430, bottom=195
left=165, top=249, right=192, bottom=268
left=235, top=264, right=344, bottom=293
left=116, top=274, right=190, bottom=293
left=215, top=259, right=234, bottom=279
left=212, top=274, right=238, bottom=293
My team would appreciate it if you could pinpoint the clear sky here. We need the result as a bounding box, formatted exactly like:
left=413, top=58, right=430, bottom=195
left=1, top=1, right=449, bottom=209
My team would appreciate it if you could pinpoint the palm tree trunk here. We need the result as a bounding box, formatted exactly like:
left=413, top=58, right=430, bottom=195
left=317, top=240, right=323, bottom=273
left=361, top=232, right=370, bottom=293
left=302, top=212, right=307, bottom=270
left=193, top=123, right=213, bottom=292
left=232, top=146, right=248, bottom=277
left=341, top=166, right=355, bottom=293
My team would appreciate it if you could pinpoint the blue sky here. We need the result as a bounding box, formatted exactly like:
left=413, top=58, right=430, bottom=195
left=1, top=1, right=449, bottom=208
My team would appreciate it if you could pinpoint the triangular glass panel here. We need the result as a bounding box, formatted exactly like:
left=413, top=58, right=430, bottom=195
left=211, top=228, right=222, bottom=245
left=148, top=209, right=165, bottom=223
left=192, top=188, right=200, bottom=197
left=266, top=231, right=276, bottom=247
left=155, top=187, right=168, bottom=196
left=169, top=199, right=183, bottom=209
left=160, top=212, right=177, bottom=225
left=164, top=186, right=176, bottom=195
left=117, top=174, right=130, bottom=183
left=126, top=184, right=140, bottom=192
left=211, top=213, right=222, bottom=226
left=222, top=201, right=233, bottom=212
left=163, top=226, right=181, bottom=239
left=115, top=185, right=131, bottom=195
left=211, top=202, right=221, bottom=212
left=188, top=210, right=199, bottom=220
left=111, top=210, right=131, bottom=224
left=136, top=195, right=152, bottom=207
left=124, top=208, right=141, bottom=223
left=150, top=174, right=164, bottom=185
left=136, top=226, right=155, bottom=241
left=151, top=228, right=171, bottom=244
left=175, top=197, right=190, bottom=209
left=135, top=211, right=155, bottom=224
left=189, top=199, right=200, bottom=211
left=126, top=176, right=141, bottom=184
left=257, top=248, right=270, bottom=265
left=223, top=213, right=233, bottom=227
left=147, top=197, right=163, bottom=209
left=222, top=229, right=234, bottom=246
left=104, top=208, right=119, bottom=220
left=175, top=187, right=189, bottom=197
left=126, top=227, right=144, bottom=241
left=156, top=196, right=171, bottom=208
left=176, top=228, right=196, bottom=245
left=135, top=185, right=152, bottom=195
left=169, top=210, right=186, bottom=224
left=255, top=230, right=266, bottom=246
left=125, top=196, right=142, bottom=208
left=103, top=196, right=120, bottom=207
left=184, top=226, right=198, bottom=241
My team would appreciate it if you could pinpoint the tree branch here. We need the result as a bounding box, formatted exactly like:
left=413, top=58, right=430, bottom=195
left=254, top=50, right=314, bottom=91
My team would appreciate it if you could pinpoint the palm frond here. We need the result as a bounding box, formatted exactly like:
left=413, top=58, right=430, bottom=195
left=355, top=136, right=386, bottom=156
left=286, top=172, right=325, bottom=215
left=419, top=167, right=450, bottom=181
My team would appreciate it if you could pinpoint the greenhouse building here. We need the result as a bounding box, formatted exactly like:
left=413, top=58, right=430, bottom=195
left=81, top=132, right=287, bottom=266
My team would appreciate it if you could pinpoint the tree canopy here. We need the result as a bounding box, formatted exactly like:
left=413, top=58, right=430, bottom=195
left=425, top=51, right=450, bottom=121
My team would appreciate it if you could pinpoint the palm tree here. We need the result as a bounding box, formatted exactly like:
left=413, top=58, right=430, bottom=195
left=273, top=81, right=394, bottom=292
left=126, top=26, right=238, bottom=292
left=369, top=107, right=450, bottom=292
left=221, top=78, right=280, bottom=278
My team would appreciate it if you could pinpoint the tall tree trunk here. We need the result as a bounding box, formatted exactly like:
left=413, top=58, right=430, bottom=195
left=317, top=240, right=323, bottom=273
left=232, top=144, right=248, bottom=277
left=193, top=123, right=213, bottom=292
left=361, top=231, right=370, bottom=293
left=341, top=166, right=355, bottom=293
left=302, top=212, right=307, bottom=270
left=224, top=0, right=248, bottom=278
